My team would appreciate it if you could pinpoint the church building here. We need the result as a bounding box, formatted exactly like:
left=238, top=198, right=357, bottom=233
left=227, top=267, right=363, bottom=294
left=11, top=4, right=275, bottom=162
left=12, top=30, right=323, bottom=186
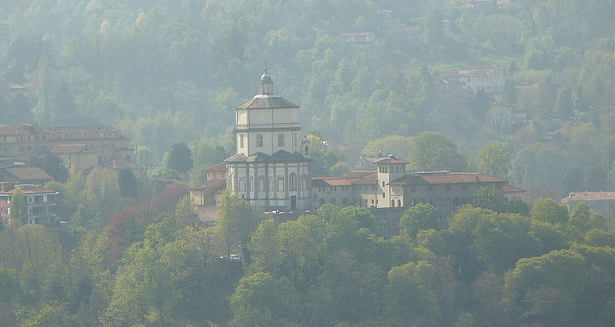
left=224, top=70, right=312, bottom=211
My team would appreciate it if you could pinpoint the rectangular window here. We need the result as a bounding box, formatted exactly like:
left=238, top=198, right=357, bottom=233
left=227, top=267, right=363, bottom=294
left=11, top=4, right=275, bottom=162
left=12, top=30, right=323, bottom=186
left=278, top=133, right=284, bottom=147
left=256, top=134, right=263, bottom=147
left=240, top=134, right=244, bottom=148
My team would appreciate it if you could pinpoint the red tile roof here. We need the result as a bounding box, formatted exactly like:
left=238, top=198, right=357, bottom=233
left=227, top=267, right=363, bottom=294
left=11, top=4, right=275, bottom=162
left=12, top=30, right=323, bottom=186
left=3, top=167, right=53, bottom=182
left=374, top=157, right=408, bottom=165
left=50, top=144, right=97, bottom=154
left=561, top=192, right=615, bottom=203
left=390, top=172, right=505, bottom=185
left=503, top=184, right=526, bottom=193
left=206, top=163, right=227, bottom=172
left=190, top=179, right=226, bottom=191
left=0, top=123, right=48, bottom=136
left=0, top=186, right=58, bottom=195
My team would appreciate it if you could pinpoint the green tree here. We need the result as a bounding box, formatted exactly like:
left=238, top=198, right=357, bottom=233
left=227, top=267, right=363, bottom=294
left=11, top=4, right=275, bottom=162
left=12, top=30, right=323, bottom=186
left=9, top=189, right=27, bottom=227
left=216, top=190, right=258, bottom=261
left=387, top=261, right=441, bottom=326
left=474, top=141, right=512, bottom=180
left=362, top=135, right=413, bottom=159
left=175, top=195, right=199, bottom=228
left=399, top=203, right=441, bottom=238
left=408, top=132, right=466, bottom=171
left=166, top=142, right=194, bottom=175
left=229, top=272, right=290, bottom=327
left=531, top=198, right=569, bottom=224
left=29, top=154, right=69, bottom=183
left=472, top=186, right=505, bottom=213
left=555, top=86, right=574, bottom=119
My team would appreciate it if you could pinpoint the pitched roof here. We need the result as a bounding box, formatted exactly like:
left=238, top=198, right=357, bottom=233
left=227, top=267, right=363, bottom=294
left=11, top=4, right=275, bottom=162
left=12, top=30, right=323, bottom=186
left=561, top=192, right=615, bottom=203
left=503, top=184, right=526, bottom=193
left=48, top=125, right=128, bottom=140
left=190, top=179, right=226, bottom=191
left=3, top=167, right=53, bottom=182
left=206, top=163, right=227, bottom=172
left=236, top=95, right=299, bottom=110
left=374, top=157, right=408, bottom=165
left=390, top=172, right=505, bottom=185
left=49, top=144, right=97, bottom=154
left=0, top=185, right=58, bottom=195
left=312, top=171, right=378, bottom=186
left=225, top=150, right=310, bottom=163
left=0, top=123, right=48, bottom=136
left=311, top=177, right=353, bottom=187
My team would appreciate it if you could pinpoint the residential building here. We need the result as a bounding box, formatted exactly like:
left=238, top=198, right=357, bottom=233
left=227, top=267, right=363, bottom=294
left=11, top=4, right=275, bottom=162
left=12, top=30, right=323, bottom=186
left=561, top=192, right=615, bottom=219
left=0, top=167, right=53, bottom=185
left=0, top=123, right=135, bottom=172
left=434, top=64, right=511, bottom=103
left=0, top=182, right=59, bottom=226
left=49, top=144, right=98, bottom=173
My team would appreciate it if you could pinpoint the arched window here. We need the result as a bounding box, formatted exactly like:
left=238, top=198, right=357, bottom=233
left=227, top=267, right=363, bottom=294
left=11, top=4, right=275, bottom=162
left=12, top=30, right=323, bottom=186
left=391, top=199, right=395, bottom=207
left=302, top=174, right=309, bottom=190
left=289, top=173, right=297, bottom=191
left=268, top=178, right=274, bottom=193
left=382, top=181, right=385, bottom=187
left=238, top=179, right=246, bottom=192
left=398, top=199, right=402, bottom=207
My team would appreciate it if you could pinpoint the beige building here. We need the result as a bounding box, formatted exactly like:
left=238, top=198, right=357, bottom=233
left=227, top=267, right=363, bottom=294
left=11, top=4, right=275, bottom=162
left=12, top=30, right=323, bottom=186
left=0, top=123, right=134, bottom=172
left=226, top=70, right=311, bottom=211
left=312, top=156, right=524, bottom=218
left=190, top=71, right=312, bottom=222
left=0, top=182, right=59, bottom=226
left=561, top=192, right=615, bottom=219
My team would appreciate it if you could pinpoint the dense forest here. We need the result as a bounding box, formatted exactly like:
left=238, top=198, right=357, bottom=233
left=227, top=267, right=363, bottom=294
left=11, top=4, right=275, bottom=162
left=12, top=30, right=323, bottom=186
left=2, top=0, right=615, bottom=197
left=2, top=0, right=615, bottom=326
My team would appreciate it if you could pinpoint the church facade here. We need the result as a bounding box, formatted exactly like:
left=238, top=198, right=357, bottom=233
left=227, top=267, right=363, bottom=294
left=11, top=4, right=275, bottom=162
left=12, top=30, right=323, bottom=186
left=224, top=70, right=312, bottom=211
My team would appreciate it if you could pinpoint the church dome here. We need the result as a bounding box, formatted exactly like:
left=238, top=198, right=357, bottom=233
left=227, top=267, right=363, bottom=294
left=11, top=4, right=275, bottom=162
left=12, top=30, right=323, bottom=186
left=260, top=73, right=272, bottom=82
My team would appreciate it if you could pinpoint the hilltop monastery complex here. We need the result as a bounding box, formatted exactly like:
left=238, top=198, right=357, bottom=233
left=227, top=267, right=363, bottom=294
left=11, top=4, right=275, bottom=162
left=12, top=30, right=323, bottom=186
left=190, top=71, right=527, bottom=230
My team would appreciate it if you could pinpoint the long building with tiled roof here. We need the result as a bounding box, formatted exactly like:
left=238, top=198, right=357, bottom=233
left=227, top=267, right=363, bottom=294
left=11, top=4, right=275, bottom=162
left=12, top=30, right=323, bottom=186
left=311, top=157, right=525, bottom=218
left=0, top=122, right=134, bottom=172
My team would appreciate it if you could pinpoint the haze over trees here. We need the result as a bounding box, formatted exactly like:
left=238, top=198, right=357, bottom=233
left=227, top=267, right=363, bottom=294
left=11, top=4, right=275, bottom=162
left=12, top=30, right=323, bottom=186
left=2, top=0, right=615, bottom=326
